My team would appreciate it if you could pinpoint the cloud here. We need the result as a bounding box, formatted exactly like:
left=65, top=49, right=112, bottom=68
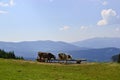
left=9, top=0, right=15, bottom=6
left=0, top=2, right=9, bottom=7
left=0, top=0, right=15, bottom=15
left=60, top=26, right=70, bottom=31
left=97, top=19, right=107, bottom=26
left=115, top=28, right=120, bottom=32
left=102, top=1, right=108, bottom=6
left=0, top=0, right=15, bottom=7
left=0, top=10, right=8, bottom=14
left=80, top=26, right=88, bottom=30
left=90, top=0, right=108, bottom=6
left=97, top=9, right=120, bottom=26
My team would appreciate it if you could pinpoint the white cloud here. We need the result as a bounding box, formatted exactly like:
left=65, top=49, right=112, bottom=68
left=115, top=28, right=120, bottom=32
left=97, top=19, right=107, bottom=26
left=0, top=2, right=9, bottom=7
left=0, top=0, right=15, bottom=7
left=9, top=0, right=15, bottom=6
left=0, top=10, right=8, bottom=14
left=0, top=0, right=15, bottom=14
left=97, top=9, right=120, bottom=26
left=102, top=1, right=108, bottom=6
left=80, top=26, right=88, bottom=30
left=90, top=0, right=108, bottom=6
left=60, top=26, right=70, bottom=31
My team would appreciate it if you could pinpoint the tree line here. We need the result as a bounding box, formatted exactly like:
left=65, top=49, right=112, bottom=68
left=0, top=49, right=24, bottom=60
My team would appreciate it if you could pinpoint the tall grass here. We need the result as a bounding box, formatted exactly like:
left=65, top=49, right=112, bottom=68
left=0, top=58, right=120, bottom=80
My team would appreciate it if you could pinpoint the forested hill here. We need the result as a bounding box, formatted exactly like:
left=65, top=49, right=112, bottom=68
left=69, top=47, right=120, bottom=62
left=0, top=49, right=23, bottom=60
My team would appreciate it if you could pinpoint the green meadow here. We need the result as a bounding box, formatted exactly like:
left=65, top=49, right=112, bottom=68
left=0, top=58, right=120, bottom=80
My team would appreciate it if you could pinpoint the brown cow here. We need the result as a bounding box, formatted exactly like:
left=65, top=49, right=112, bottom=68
left=58, top=53, right=72, bottom=63
left=38, top=52, right=56, bottom=62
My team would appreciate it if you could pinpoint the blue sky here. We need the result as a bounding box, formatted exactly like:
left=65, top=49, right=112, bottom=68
left=0, top=0, right=120, bottom=42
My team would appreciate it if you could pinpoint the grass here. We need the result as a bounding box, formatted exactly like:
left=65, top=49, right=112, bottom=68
left=0, top=58, right=120, bottom=80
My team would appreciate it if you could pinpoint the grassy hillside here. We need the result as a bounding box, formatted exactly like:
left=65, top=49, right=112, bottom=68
left=0, top=59, right=120, bottom=80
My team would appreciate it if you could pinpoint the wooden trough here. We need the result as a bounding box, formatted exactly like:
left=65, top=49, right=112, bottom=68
left=48, top=59, right=87, bottom=64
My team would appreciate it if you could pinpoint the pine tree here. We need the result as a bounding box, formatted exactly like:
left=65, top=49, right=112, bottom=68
left=0, top=49, right=24, bottom=60
left=118, top=54, right=120, bottom=63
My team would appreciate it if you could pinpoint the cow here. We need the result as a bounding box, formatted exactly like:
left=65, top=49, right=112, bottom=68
left=38, top=52, right=56, bottom=62
left=58, top=53, right=72, bottom=63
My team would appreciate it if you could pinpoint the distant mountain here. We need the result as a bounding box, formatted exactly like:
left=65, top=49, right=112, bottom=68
left=69, top=47, right=120, bottom=62
left=0, top=40, right=82, bottom=59
left=0, top=39, right=120, bottom=62
left=72, top=37, right=120, bottom=48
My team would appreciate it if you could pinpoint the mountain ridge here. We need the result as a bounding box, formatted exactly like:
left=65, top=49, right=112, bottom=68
left=0, top=40, right=82, bottom=59
left=69, top=47, right=120, bottom=62
left=72, top=37, right=120, bottom=48
left=0, top=37, right=120, bottom=62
